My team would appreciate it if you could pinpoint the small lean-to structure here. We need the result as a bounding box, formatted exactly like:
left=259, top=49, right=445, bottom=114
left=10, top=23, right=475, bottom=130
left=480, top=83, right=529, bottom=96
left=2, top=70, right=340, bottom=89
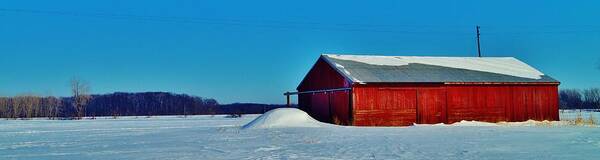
left=287, top=54, right=560, bottom=126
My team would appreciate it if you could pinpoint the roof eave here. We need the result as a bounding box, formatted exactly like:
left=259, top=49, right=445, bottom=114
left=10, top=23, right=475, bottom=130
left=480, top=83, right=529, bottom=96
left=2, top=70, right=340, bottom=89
left=295, top=55, right=355, bottom=91
left=320, top=54, right=356, bottom=84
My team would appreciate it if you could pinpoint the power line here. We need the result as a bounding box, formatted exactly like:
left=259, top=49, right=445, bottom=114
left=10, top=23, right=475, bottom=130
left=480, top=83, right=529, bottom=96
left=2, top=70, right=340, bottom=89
left=0, top=8, right=474, bottom=35
left=486, top=30, right=600, bottom=35
left=0, top=8, right=475, bottom=28
left=3, top=8, right=600, bottom=36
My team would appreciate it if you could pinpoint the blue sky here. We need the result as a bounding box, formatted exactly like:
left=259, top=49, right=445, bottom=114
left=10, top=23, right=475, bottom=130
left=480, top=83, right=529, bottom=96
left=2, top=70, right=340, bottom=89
left=1, top=0, right=599, bottom=104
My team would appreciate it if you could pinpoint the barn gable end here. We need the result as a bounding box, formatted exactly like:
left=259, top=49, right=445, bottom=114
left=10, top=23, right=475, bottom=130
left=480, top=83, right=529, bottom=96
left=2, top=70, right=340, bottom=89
left=296, top=56, right=353, bottom=125
left=297, top=56, right=351, bottom=91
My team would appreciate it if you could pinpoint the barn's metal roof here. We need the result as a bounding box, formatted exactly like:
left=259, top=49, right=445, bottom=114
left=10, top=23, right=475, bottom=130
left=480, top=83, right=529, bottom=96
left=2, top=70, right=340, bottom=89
left=321, top=54, right=559, bottom=83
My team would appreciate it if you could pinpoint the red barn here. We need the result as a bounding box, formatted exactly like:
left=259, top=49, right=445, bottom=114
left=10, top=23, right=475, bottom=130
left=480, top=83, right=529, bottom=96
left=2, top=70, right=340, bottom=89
left=289, top=54, right=560, bottom=126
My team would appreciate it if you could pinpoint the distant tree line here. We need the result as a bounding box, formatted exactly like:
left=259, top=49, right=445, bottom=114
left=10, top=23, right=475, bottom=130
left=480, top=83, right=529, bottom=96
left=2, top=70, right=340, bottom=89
left=0, top=77, right=290, bottom=119
left=560, top=88, right=600, bottom=109
left=0, top=95, right=62, bottom=119
left=0, top=92, right=289, bottom=119
left=85, top=92, right=221, bottom=117
left=0, top=92, right=216, bottom=119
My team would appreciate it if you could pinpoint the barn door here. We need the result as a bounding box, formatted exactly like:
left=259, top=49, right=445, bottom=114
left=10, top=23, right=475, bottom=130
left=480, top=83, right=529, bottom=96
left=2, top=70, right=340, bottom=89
left=417, top=88, right=447, bottom=124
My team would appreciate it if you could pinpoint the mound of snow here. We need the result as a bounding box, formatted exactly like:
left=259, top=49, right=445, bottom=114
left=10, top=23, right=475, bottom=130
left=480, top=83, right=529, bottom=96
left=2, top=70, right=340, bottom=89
left=242, top=108, right=326, bottom=129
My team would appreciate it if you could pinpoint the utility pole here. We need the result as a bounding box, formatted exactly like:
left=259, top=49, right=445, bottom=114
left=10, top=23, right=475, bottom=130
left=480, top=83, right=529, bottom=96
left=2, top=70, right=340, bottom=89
left=476, top=25, right=481, bottom=57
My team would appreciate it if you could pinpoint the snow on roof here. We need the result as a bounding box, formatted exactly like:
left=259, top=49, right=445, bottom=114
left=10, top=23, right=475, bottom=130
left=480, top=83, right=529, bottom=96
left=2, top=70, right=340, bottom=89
left=326, top=54, right=543, bottom=79
left=322, top=54, right=558, bottom=83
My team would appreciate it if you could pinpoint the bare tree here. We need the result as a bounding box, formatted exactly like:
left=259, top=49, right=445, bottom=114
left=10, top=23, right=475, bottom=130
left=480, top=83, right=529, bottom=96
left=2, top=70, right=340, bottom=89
left=71, top=78, right=91, bottom=119
left=21, top=95, right=39, bottom=119
left=559, top=89, right=583, bottom=109
left=46, top=96, right=62, bottom=119
left=11, top=96, right=24, bottom=119
left=0, top=97, right=7, bottom=118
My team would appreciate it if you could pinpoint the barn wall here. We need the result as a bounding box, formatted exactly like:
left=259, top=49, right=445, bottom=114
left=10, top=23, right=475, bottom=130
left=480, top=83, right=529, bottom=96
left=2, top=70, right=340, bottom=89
left=352, top=84, right=443, bottom=126
left=330, top=91, right=351, bottom=125
left=446, top=85, right=510, bottom=123
left=297, top=57, right=352, bottom=124
left=417, top=88, right=447, bottom=124
left=509, top=85, right=560, bottom=122
left=445, top=84, right=559, bottom=123
left=352, top=84, right=559, bottom=126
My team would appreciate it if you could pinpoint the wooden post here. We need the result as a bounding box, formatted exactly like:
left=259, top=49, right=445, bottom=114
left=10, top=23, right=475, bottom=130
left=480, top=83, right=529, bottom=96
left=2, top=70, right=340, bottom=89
left=286, top=92, right=291, bottom=107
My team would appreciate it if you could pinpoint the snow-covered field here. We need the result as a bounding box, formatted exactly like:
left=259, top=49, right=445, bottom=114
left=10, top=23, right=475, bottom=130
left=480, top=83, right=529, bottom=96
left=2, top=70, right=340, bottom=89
left=2, top=110, right=600, bottom=160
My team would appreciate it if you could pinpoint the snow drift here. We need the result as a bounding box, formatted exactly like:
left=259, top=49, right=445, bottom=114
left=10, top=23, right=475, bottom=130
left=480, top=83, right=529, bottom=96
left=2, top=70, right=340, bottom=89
left=242, top=108, right=325, bottom=129
left=413, top=120, right=570, bottom=127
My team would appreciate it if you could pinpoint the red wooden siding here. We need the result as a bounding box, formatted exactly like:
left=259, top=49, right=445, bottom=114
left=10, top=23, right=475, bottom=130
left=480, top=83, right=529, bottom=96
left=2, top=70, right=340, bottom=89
left=353, top=85, right=421, bottom=126
left=509, top=85, right=559, bottom=122
left=331, top=91, right=351, bottom=125
left=296, top=57, right=559, bottom=126
left=297, top=58, right=350, bottom=91
left=417, top=88, right=447, bottom=124
left=352, top=84, right=559, bottom=126
left=309, top=92, right=330, bottom=122
left=446, top=85, right=511, bottom=123
left=297, top=58, right=351, bottom=125
left=299, top=91, right=351, bottom=125
left=299, top=90, right=351, bottom=124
